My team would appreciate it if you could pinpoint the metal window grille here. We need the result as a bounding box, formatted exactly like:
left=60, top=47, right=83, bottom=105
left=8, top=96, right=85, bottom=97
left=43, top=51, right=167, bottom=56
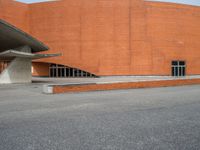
left=171, top=61, right=186, bottom=77
left=49, top=64, right=97, bottom=78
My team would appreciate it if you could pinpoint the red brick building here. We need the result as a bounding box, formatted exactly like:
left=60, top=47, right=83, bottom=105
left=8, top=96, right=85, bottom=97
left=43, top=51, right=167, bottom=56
left=1, top=0, right=200, bottom=77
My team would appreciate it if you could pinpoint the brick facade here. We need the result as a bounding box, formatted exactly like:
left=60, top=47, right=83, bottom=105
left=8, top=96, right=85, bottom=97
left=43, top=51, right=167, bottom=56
left=1, top=0, right=200, bottom=76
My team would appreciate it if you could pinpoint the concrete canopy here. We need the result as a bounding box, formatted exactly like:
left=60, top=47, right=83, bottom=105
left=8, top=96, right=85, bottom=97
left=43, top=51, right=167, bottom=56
left=0, top=19, right=60, bottom=84
left=0, top=19, right=48, bottom=52
left=0, top=50, right=61, bottom=60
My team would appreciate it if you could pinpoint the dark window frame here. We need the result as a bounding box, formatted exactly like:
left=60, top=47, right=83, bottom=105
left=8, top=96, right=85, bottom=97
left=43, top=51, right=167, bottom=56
left=171, top=60, right=186, bottom=77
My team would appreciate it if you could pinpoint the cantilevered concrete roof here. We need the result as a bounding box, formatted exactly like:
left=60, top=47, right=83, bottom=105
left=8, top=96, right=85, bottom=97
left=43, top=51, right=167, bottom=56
left=0, top=19, right=49, bottom=52
left=0, top=50, right=61, bottom=60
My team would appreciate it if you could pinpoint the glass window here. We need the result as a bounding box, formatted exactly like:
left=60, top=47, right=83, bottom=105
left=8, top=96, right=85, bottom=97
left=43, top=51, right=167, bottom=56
left=171, top=61, right=186, bottom=77
left=179, top=61, right=185, bottom=66
left=172, top=61, right=178, bottom=66
left=49, top=64, right=97, bottom=78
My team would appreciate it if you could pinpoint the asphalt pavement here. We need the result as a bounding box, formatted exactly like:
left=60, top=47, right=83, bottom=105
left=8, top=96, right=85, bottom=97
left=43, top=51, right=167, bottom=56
left=0, top=83, right=200, bottom=150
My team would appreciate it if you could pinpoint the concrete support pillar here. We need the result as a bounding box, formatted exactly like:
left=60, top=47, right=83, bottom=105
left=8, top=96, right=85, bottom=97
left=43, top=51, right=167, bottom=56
left=16, top=45, right=32, bottom=53
left=0, top=57, right=32, bottom=84
left=0, top=45, right=32, bottom=84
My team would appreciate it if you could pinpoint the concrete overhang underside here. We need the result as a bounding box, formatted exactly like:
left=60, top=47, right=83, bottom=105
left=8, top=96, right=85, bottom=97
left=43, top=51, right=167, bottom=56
left=0, top=50, right=60, bottom=60
left=0, top=19, right=48, bottom=53
left=0, top=19, right=60, bottom=84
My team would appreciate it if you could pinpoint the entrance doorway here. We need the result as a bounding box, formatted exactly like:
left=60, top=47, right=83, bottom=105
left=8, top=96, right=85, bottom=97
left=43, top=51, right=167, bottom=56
left=49, top=64, right=97, bottom=78
left=171, top=61, right=186, bottom=77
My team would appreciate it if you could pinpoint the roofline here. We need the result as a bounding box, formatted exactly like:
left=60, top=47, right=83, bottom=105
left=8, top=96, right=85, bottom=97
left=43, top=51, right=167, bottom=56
left=145, top=0, right=200, bottom=8
left=15, top=0, right=59, bottom=4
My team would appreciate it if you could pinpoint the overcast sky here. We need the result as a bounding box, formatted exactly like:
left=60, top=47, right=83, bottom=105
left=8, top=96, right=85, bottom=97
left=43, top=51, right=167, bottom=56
left=15, top=0, right=200, bottom=6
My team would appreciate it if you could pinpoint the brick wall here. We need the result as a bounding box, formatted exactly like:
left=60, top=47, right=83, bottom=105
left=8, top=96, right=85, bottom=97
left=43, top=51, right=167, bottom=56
left=1, top=0, right=200, bottom=76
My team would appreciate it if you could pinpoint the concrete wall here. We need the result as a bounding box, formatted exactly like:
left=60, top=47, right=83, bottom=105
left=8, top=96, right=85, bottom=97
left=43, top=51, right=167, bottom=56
left=1, top=0, right=200, bottom=76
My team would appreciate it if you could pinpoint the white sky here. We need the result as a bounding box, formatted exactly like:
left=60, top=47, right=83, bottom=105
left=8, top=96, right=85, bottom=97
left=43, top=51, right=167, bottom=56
left=15, top=0, right=200, bottom=6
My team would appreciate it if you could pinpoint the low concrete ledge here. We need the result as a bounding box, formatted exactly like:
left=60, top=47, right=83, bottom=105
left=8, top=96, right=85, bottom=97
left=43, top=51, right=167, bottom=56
left=43, top=78, right=200, bottom=94
left=43, top=84, right=54, bottom=94
left=43, top=83, right=96, bottom=94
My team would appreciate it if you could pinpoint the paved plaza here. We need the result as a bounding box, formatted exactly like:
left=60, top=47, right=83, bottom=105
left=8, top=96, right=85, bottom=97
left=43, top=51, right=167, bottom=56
left=0, top=80, right=200, bottom=150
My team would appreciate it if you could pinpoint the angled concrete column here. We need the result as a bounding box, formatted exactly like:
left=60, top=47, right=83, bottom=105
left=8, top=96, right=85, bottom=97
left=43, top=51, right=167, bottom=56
left=0, top=20, right=60, bottom=84
left=16, top=45, right=31, bottom=53
left=0, top=57, right=31, bottom=84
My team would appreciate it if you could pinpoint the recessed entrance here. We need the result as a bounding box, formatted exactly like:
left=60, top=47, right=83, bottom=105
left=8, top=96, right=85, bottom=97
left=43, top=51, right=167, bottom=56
left=171, top=61, right=186, bottom=77
left=49, top=64, right=97, bottom=78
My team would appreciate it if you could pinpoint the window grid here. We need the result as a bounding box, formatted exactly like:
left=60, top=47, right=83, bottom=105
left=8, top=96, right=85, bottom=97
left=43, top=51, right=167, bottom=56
left=49, top=64, right=96, bottom=78
left=171, top=61, right=186, bottom=77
